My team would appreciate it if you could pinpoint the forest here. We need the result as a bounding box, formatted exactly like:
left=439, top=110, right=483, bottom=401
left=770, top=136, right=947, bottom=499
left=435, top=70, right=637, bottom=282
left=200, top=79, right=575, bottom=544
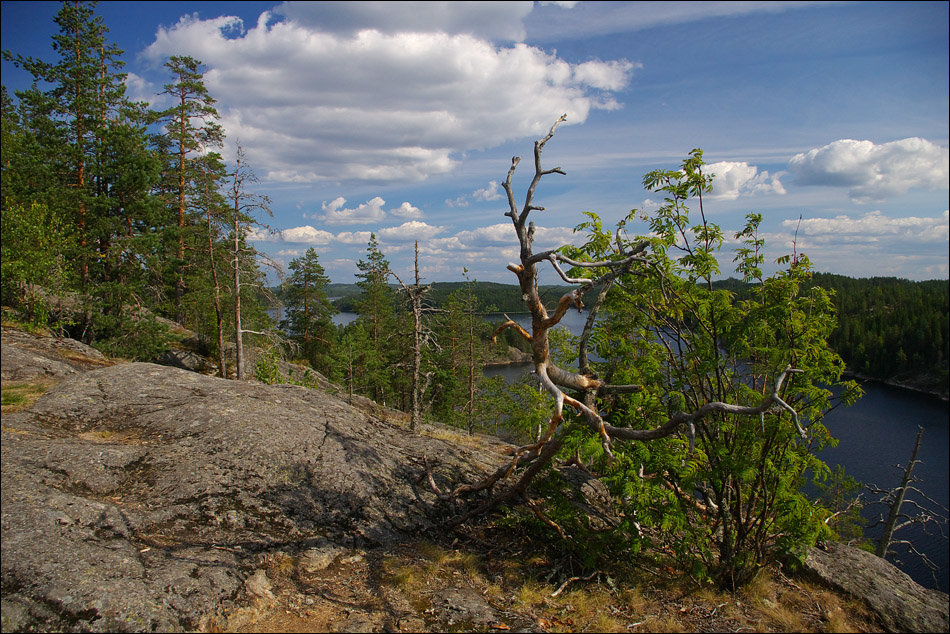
left=3, top=1, right=948, bottom=595
left=328, top=275, right=950, bottom=394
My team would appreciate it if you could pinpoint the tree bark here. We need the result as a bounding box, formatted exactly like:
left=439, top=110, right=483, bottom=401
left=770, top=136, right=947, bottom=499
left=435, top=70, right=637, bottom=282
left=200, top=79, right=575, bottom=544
left=876, top=426, right=923, bottom=558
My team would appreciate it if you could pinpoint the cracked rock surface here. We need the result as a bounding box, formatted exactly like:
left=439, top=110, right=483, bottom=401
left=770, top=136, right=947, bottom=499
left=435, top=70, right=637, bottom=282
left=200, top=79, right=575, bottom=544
left=2, top=349, right=507, bottom=632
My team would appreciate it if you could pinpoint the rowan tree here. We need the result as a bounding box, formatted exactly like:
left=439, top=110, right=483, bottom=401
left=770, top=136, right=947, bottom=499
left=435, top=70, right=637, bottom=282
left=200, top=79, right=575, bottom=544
left=430, top=117, right=860, bottom=590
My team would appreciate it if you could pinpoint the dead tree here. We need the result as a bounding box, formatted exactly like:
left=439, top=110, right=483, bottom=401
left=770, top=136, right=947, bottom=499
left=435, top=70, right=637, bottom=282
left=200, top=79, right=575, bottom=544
left=228, top=145, right=275, bottom=379
left=392, top=241, right=438, bottom=431
left=866, top=426, right=949, bottom=580
left=430, top=115, right=808, bottom=525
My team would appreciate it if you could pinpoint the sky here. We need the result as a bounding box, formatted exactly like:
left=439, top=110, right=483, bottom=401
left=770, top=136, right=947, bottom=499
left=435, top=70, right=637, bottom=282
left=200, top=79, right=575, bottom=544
left=2, top=1, right=948, bottom=285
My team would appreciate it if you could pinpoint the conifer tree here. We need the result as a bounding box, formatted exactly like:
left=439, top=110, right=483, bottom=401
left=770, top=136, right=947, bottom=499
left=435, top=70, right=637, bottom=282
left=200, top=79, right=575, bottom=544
left=353, top=234, right=397, bottom=403
left=281, top=248, right=336, bottom=374
left=3, top=1, right=158, bottom=342
left=159, top=55, right=224, bottom=325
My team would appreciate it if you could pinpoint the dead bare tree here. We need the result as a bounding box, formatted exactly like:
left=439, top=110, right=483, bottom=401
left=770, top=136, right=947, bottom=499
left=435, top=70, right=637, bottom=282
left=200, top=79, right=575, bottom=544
left=392, top=241, right=438, bottom=431
left=866, top=426, right=949, bottom=582
left=227, top=145, right=275, bottom=379
left=430, top=115, right=808, bottom=527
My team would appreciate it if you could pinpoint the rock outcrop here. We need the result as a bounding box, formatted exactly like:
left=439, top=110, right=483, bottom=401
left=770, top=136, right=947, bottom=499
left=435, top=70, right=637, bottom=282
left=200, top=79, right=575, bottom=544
left=3, top=327, right=948, bottom=632
left=803, top=540, right=949, bottom=633
left=1, top=326, right=111, bottom=381
left=1, top=330, right=510, bottom=632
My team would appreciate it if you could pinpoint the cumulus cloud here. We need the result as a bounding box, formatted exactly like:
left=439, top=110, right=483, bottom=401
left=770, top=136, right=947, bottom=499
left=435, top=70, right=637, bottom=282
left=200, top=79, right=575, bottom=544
left=275, top=1, right=534, bottom=41
left=473, top=181, right=504, bottom=202
left=454, top=223, right=518, bottom=247
left=318, top=196, right=387, bottom=225
left=446, top=180, right=505, bottom=207
left=573, top=59, right=641, bottom=91
left=758, top=210, right=950, bottom=279
left=788, top=138, right=949, bottom=202
left=782, top=210, right=949, bottom=244
left=389, top=202, right=423, bottom=219
left=378, top=221, right=445, bottom=242
left=142, top=5, right=638, bottom=184
left=705, top=161, right=786, bottom=200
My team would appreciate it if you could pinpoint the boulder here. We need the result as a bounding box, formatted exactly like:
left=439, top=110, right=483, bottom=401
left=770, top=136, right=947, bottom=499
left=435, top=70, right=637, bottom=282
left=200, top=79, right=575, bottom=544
left=1, top=356, right=507, bottom=631
left=1, top=326, right=110, bottom=381
left=803, top=540, right=949, bottom=633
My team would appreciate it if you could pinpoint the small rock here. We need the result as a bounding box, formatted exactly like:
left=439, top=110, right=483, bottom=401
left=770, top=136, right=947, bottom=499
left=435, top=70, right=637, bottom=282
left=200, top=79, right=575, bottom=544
left=245, top=569, right=274, bottom=603
left=300, top=542, right=346, bottom=573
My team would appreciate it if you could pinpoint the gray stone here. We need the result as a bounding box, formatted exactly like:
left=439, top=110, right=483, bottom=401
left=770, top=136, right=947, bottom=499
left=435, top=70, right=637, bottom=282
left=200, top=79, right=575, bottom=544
left=803, top=540, right=949, bottom=633
left=1, top=329, right=507, bottom=632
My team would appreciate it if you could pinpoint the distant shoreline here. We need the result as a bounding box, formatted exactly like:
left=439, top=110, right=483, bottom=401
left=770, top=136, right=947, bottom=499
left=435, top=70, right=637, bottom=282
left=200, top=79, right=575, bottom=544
left=842, top=370, right=949, bottom=403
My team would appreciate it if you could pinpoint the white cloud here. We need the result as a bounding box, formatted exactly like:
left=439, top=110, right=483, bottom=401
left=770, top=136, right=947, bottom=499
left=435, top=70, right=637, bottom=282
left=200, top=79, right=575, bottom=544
left=142, top=6, right=638, bottom=184
left=390, top=202, right=423, bottom=219
left=782, top=210, right=949, bottom=244
left=761, top=210, right=950, bottom=279
left=705, top=161, right=786, bottom=200
left=319, top=196, right=386, bottom=225
left=378, top=221, right=445, bottom=242
left=447, top=180, right=506, bottom=207
left=454, top=223, right=518, bottom=247
left=473, top=180, right=504, bottom=202
left=573, top=60, right=641, bottom=91
left=333, top=230, right=374, bottom=245
left=788, top=138, right=949, bottom=202
left=527, top=1, right=834, bottom=41
left=282, top=226, right=334, bottom=244
left=316, top=196, right=426, bottom=224
left=124, top=72, right=162, bottom=108
left=275, top=1, right=534, bottom=41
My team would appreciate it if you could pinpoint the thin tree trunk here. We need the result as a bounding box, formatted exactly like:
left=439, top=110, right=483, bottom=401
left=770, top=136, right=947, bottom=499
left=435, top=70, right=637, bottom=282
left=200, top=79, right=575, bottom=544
left=206, top=207, right=226, bottom=378
left=410, top=242, right=423, bottom=431
left=175, top=95, right=187, bottom=324
left=467, top=296, right=475, bottom=435
left=876, top=426, right=924, bottom=558
left=233, top=213, right=244, bottom=380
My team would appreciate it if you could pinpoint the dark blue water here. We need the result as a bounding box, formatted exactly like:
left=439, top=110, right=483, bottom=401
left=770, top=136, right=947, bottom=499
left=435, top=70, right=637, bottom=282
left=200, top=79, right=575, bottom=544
left=818, top=382, right=948, bottom=592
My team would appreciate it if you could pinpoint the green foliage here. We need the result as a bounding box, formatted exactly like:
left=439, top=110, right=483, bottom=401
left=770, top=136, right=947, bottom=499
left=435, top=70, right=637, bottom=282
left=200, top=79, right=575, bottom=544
left=2, top=3, right=275, bottom=369
left=281, top=248, right=337, bottom=376
left=91, top=311, right=175, bottom=361
left=253, top=349, right=327, bottom=390
left=562, top=151, right=860, bottom=589
left=253, top=350, right=284, bottom=385
left=0, top=202, right=72, bottom=327
left=811, top=273, right=948, bottom=387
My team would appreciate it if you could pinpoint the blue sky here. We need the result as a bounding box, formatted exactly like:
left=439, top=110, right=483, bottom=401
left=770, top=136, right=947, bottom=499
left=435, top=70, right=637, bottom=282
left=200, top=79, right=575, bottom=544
left=3, top=1, right=948, bottom=284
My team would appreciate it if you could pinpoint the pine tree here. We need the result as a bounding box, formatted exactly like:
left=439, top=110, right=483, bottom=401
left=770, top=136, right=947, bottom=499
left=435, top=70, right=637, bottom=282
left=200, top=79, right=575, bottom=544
left=159, top=55, right=224, bottom=325
left=281, top=248, right=336, bottom=375
left=353, top=234, right=397, bottom=404
left=3, top=1, right=158, bottom=343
